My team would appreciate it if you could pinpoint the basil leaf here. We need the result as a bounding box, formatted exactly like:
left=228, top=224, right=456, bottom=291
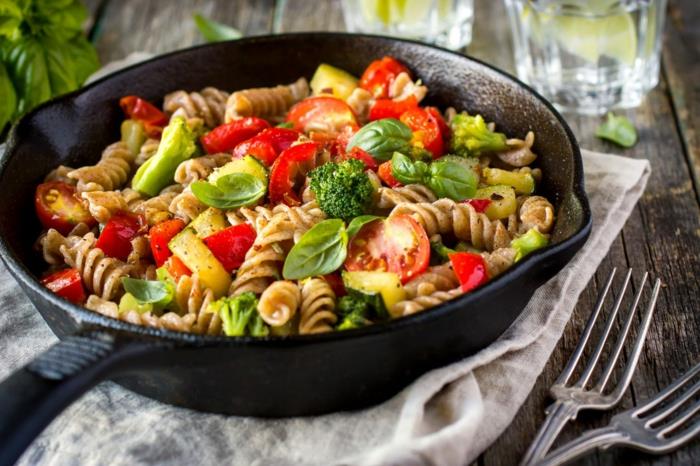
left=191, top=173, right=266, bottom=209
left=347, top=118, right=412, bottom=161
left=390, top=151, right=428, bottom=185
left=33, top=0, right=87, bottom=40
left=193, top=13, right=242, bottom=42
left=4, top=37, right=51, bottom=118
left=347, top=215, right=382, bottom=238
left=595, top=112, right=637, bottom=148
left=425, top=157, right=478, bottom=200
left=276, top=121, right=294, bottom=129
left=0, top=60, right=16, bottom=132
left=41, top=37, right=79, bottom=95
left=0, top=0, right=22, bottom=40
left=283, top=219, right=348, bottom=280
left=121, top=277, right=174, bottom=306
left=65, top=35, right=100, bottom=85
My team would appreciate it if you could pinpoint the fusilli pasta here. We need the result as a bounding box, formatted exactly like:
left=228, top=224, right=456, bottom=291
left=257, top=280, right=301, bottom=327
left=299, top=278, right=337, bottom=334
left=225, top=78, right=309, bottom=122
left=68, top=142, right=135, bottom=193
left=163, top=87, right=229, bottom=128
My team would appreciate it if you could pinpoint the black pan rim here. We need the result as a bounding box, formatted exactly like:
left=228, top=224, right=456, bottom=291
left=0, top=32, right=592, bottom=347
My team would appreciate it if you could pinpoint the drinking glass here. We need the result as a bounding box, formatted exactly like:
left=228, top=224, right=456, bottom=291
left=504, top=0, right=667, bottom=115
left=341, top=0, right=475, bottom=50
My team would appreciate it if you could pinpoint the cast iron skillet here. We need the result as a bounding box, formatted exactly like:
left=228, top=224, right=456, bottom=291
left=0, top=33, right=591, bottom=465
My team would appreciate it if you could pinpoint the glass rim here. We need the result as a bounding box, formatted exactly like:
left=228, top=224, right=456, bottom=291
left=508, top=0, right=663, bottom=18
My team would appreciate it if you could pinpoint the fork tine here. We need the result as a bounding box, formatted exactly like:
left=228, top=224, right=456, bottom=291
left=596, top=274, right=656, bottom=395
left=575, top=269, right=633, bottom=388
left=635, top=362, right=700, bottom=417
left=556, top=268, right=617, bottom=386
left=646, top=377, right=700, bottom=427
left=659, top=395, right=700, bottom=438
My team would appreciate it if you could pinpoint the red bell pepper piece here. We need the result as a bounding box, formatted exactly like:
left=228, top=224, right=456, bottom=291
left=149, top=218, right=186, bottom=267
left=95, top=212, right=144, bottom=261
left=41, top=268, right=86, bottom=304
left=464, top=199, right=492, bottom=213
left=377, top=161, right=401, bottom=187
left=201, top=117, right=271, bottom=154
left=163, top=256, right=191, bottom=282
left=342, top=147, right=378, bottom=171
left=233, top=127, right=300, bottom=166
left=202, top=224, right=256, bottom=272
left=120, top=96, right=168, bottom=138
left=449, top=252, right=489, bottom=293
left=368, top=96, right=418, bottom=121
left=359, top=56, right=411, bottom=99
left=323, top=273, right=347, bottom=297
left=269, top=142, right=320, bottom=205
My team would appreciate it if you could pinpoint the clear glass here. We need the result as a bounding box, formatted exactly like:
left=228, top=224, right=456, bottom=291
left=341, top=0, right=474, bottom=50
left=504, top=0, right=667, bottom=115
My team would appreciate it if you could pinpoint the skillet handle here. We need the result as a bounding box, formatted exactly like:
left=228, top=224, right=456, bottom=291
left=0, top=330, right=166, bottom=466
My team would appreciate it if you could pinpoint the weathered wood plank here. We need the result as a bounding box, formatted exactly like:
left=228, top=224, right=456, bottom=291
left=663, top=0, right=700, bottom=204
left=93, top=0, right=275, bottom=63
left=273, top=0, right=345, bottom=32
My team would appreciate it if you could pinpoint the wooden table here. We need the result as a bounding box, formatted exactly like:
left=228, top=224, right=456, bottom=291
left=84, top=1, right=700, bottom=464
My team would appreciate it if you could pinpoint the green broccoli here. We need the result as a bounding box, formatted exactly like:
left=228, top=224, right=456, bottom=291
left=511, top=228, right=549, bottom=262
left=209, top=292, right=269, bottom=337
left=449, top=112, right=508, bottom=157
left=309, top=159, right=374, bottom=221
left=336, top=295, right=373, bottom=331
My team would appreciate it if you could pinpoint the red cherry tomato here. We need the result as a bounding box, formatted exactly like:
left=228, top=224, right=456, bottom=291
left=286, top=96, right=358, bottom=135
left=342, top=147, right=378, bottom=171
left=95, top=212, right=144, bottom=261
left=163, top=256, right=191, bottom=282
left=345, top=214, right=429, bottom=284
left=149, top=219, right=186, bottom=267
left=41, top=268, right=86, bottom=304
left=377, top=161, right=401, bottom=187
left=368, top=96, right=418, bottom=121
left=119, top=96, right=168, bottom=138
left=449, top=252, right=489, bottom=292
left=464, top=199, right=492, bottom=213
left=359, top=56, right=411, bottom=99
left=323, top=273, right=347, bottom=297
left=426, top=106, right=450, bottom=142
left=203, top=224, right=256, bottom=272
left=400, top=107, right=445, bottom=158
left=201, top=117, right=271, bottom=154
left=35, top=182, right=95, bottom=235
left=269, top=142, right=321, bottom=205
left=233, top=127, right=300, bottom=166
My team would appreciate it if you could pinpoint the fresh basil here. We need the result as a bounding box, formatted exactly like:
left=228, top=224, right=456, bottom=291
left=121, top=277, right=174, bottom=306
left=193, top=13, right=243, bottom=42
left=425, top=157, right=478, bottom=200
left=4, top=37, right=51, bottom=117
left=276, top=121, right=294, bottom=129
left=595, top=112, right=637, bottom=148
left=391, top=152, right=428, bottom=185
left=347, top=215, right=382, bottom=238
left=283, top=219, right=348, bottom=280
left=0, top=61, right=16, bottom=133
left=347, top=118, right=413, bottom=161
left=191, top=172, right=266, bottom=209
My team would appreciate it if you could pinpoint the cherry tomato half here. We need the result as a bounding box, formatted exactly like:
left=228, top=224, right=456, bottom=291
left=449, top=252, right=489, bottom=292
left=41, top=268, right=86, bottom=304
left=233, top=127, right=300, bottom=166
left=201, top=117, right=271, bottom=154
left=400, top=107, right=445, bottom=158
left=203, top=223, right=256, bottom=272
left=368, top=96, right=418, bottom=121
left=119, top=96, right=168, bottom=138
left=269, top=142, right=321, bottom=205
left=95, top=212, right=145, bottom=261
left=35, top=182, right=95, bottom=235
left=149, top=218, right=186, bottom=267
left=345, top=214, right=430, bottom=284
left=286, top=96, right=358, bottom=135
left=359, top=56, right=411, bottom=99
left=377, top=161, right=401, bottom=187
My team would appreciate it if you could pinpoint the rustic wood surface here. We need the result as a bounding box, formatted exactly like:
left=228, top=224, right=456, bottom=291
left=86, top=1, right=700, bottom=464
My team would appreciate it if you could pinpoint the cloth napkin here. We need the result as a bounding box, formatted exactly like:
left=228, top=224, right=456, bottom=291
left=0, top=54, right=651, bottom=466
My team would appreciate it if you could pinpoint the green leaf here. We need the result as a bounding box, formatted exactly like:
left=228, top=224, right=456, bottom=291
left=283, top=219, right=348, bottom=280
left=595, top=112, right=637, bottom=148
left=390, top=151, right=427, bottom=185
left=4, top=36, right=51, bottom=118
left=65, top=34, right=99, bottom=85
left=121, top=277, right=174, bottom=306
left=191, top=172, right=266, bottom=209
left=347, top=118, right=413, bottom=161
left=276, top=121, right=294, bottom=129
left=30, top=0, right=86, bottom=40
left=41, top=36, right=78, bottom=95
left=346, top=215, right=382, bottom=238
left=425, top=157, right=478, bottom=200
left=193, top=13, right=242, bottom=42
left=0, top=60, right=17, bottom=132
left=0, top=0, right=23, bottom=40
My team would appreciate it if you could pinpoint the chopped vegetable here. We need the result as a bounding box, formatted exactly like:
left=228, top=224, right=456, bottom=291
left=193, top=13, right=242, bottom=42
left=286, top=96, right=358, bottom=135
left=511, top=228, right=549, bottom=262
left=346, top=215, right=383, bottom=238
left=119, top=96, right=168, bottom=138
left=595, top=112, right=637, bottom=148
left=203, top=223, right=256, bottom=272
left=268, top=141, right=320, bottom=205
left=121, top=119, right=147, bottom=155
left=336, top=294, right=373, bottom=330
left=41, top=268, right=85, bottom=304
left=473, top=185, right=517, bottom=220
left=346, top=118, right=412, bottom=161
left=209, top=292, right=269, bottom=337
left=430, top=237, right=456, bottom=263
left=463, top=198, right=492, bottom=213
left=283, top=219, right=348, bottom=280
left=339, top=146, right=378, bottom=171
left=482, top=167, right=535, bottom=195
left=118, top=293, right=153, bottom=315
left=309, top=63, right=358, bottom=100
left=368, top=96, right=418, bottom=121
left=200, top=117, right=270, bottom=154
left=95, top=212, right=143, bottom=261
left=308, top=159, right=374, bottom=220
left=449, top=112, right=508, bottom=156
left=377, top=160, right=401, bottom=187
left=34, top=181, right=95, bottom=235
left=149, top=218, right=186, bottom=267
left=233, top=127, right=300, bottom=166
left=400, top=106, right=447, bottom=158
left=208, top=155, right=268, bottom=186
left=160, top=255, right=191, bottom=282
left=191, top=173, right=266, bottom=210
left=168, top=228, right=231, bottom=297
left=358, top=56, right=410, bottom=99
left=189, top=208, right=228, bottom=238
left=131, top=116, right=198, bottom=196
left=342, top=271, right=406, bottom=317
left=449, top=252, right=488, bottom=292
left=121, top=277, right=174, bottom=309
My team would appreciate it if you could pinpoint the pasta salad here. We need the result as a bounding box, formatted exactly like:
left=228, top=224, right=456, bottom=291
left=35, top=56, right=555, bottom=337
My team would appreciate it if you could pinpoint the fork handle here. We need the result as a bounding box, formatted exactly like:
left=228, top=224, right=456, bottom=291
left=520, top=401, right=579, bottom=465
left=534, top=426, right=626, bottom=466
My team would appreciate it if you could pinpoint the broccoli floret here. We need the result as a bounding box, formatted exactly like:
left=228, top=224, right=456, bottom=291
left=449, top=112, right=508, bottom=157
left=210, top=292, right=269, bottom=337
left=309, top=159, right=374, bottom=221
left=430, top=237, right=456, bottom=264
left=336, top=295, right=372, bottom=331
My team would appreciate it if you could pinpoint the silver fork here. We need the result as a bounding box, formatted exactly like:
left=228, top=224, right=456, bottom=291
left=535, top=361, right=700, bottom=466
left=520, top=268, right=662, bottom=465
